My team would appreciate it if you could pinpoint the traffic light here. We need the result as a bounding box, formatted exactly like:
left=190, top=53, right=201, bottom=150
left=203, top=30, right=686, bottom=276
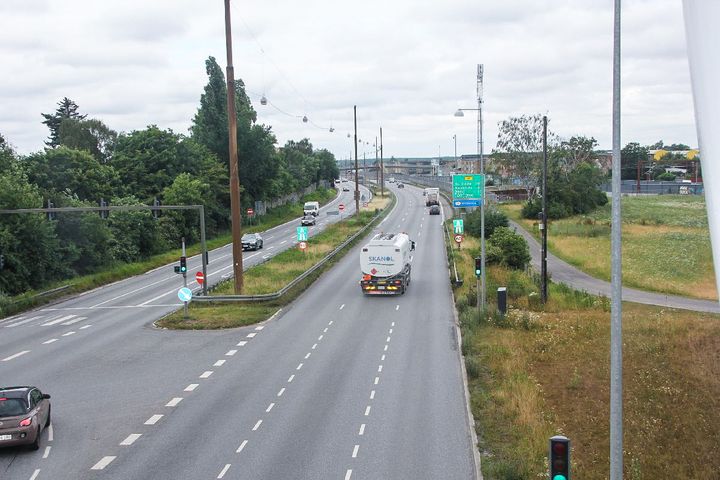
left=549, top=435, right=570, bottom=480
left=474, top=257, right=481, bottom=277
left=179, top=256, right=187, bottom=274
left=0, top=254, right=4, bottom=270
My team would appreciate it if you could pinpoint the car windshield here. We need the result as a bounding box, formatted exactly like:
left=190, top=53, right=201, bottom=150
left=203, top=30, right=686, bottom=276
left=0, top=398, right=27, bottom=417
left=241, top=235, right=257, bottom=241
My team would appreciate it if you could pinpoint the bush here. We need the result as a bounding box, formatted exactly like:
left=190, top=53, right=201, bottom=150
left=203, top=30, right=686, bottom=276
left=489, top=227, right=531, bottom=270
left=465, top=207, right=509, bottom=238
left=656, top=172, right=676, bottom=181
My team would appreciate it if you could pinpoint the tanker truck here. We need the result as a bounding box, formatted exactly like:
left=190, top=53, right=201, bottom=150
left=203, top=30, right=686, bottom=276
left=424, top=187, right=440, bottom=206
left=360, top=233, right=415, bottom=295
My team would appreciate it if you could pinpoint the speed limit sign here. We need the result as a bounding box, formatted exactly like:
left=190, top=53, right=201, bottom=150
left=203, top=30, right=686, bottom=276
left=454, top=234, right=463, bottom=244
left=298, top=241, right=308, bottom=250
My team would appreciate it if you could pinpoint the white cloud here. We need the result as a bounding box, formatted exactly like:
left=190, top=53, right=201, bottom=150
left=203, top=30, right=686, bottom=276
left=0, top=0, right=698, bottom=158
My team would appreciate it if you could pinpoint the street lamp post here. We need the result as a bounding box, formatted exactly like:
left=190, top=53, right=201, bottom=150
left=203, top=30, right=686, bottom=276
left=453, top=134, right=457, bottom=171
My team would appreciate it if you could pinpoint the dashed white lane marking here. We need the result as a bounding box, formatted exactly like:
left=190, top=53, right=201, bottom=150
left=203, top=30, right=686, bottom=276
left=185, top=384, right=199, bottom=392
left=214, top=360, right=226, bottom=367
left=386, top=336, right=391, bottom=342
left=5, top=316, right=43, bottom=328
left=237, top=341, right=247, bottom=347
left=120, top=434, right=142, bottom=446
left=318, top=335, right=324, bottom=341
left=391, top=322, right=395, bottom=327
left=255, top=325, right=264, bottom=331
left=339, top=304, right=345, bottom=310
left=288, top=375, right=295, bottom=383
left=328, top=320, right=333, bottom=325
left=252, top=420, right=263, bottom=431
left=144, top=414, right=163, bottom=425
left=281, top=240, right=287, bottom=244
left=352, top=444, right=360, bottom=458
left=359, top=424, right=366, bottom=435
left=200, top=371, right=213, bottom=379
left=217, top=464, right=231, bottom=478
left=296, top=363, right=303, bottom=370
left=80, top=325, right=92, bottom=330
left=323, top=327, right=328, bottom=333
left=2, top=350, right=30, bottom=361
left=226, top=349, right=238, bottom=356
left=277, top=388, right=286, bottom=397
left=266, top=403, right=275, bottom=413
left=29, top=469, right=40, bottom=480
left=91, top=456, right=116, bottom=470
left=42, top=446, right=51, bottom=458
left=48, top=424, right=53, bottom=441
left=246, top=333, right=257, bottom=338
left=304, top=353, right=311, bottom=359
left=312, top=343, right=318, bottom=350
left=62, top=331, right=76, bottom=337
left=42, top=339, right=58, bottom=345
left=374, top=377, right=379, bottom=385
left=378, top=365, right=383, bottom=372
left=384, top=344, right=389, bottom=351
left=166, top=397, right=183, bottom=407
left=370, top=390, right=376, bottom=400
left=395, top=305, right=400, bottom=311
left=236, top=440, right=248, bottom=453
left=62, top=316, right=87, bottom=326
left=345, top=469, right=353, bottom=480
left=364, top=406, right=371, bottom=416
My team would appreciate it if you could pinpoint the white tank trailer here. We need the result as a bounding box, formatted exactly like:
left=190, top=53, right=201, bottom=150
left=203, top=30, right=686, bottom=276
left=359, top=233, right=415, bottom=295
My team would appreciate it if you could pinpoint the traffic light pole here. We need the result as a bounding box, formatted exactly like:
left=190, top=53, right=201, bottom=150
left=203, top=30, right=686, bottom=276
left=181, top=237, right=188, bottom=318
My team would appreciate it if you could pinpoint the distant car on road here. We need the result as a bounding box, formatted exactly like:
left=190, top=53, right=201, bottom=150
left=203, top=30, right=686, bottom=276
left=0, top=386, right=51, bottom=451
left=241, top=233, right=263, bottom=250
left=397, top=183, right=404, bottom=189
left=301, top=215, right=316, bottom=226
left=342, top=186, right=350, bottom=192
left=429, top=205, right=441, bottom=215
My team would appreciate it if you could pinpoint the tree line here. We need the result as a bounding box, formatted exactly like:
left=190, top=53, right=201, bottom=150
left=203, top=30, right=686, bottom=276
left=0, top=56, right=339, bottom=296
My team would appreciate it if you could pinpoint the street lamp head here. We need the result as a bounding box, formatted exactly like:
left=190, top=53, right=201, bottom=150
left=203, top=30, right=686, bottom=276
left=260, top=95, right=267, bottom=106
left=454, top=109, right=465, bottom=117
left=302, top=115, right=308, bottom=123
left=329, top=127, right=335, bottom=132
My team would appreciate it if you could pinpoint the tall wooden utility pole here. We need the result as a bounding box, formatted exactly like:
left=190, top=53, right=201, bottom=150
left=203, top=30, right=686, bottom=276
left=224, top=0, right=244, bottom=293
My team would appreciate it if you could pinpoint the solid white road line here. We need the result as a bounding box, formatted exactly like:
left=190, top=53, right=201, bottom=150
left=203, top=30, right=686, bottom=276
left=2, top=350, right=30, bottom=361
left=91, top=456, right=116, bottom=470
left=266, top=403, right=275, bottom=413
left=42, top=446, right=51, bottom=458
left=166, top=397, right=183, bottom=407
left=277, top=388, right=285, bottom=397
left=29, top=469, right=41, bottom=480
left=237, top=341, right=247, bottom=347
left=200, top=371, right=213, bottom=379
left=217, top=464, right=231, bottom=479
left=42, top=339, right=58, bottom=345
left=120, top=434, right=142, bottom=446
left=185, top=384, right=199, bottom=392
left=359, top=424, right=365, bottom=435
left=352, top=445, right=359, bottom=458
left=144, top=414, right=163, bottom=425
left=214, top=360, right=226, bottom=367
left=252, top=420, right=262, bottom=431
left=236, top=440, right=248, bottom=453
left=89, top=276, right=169, bottom=308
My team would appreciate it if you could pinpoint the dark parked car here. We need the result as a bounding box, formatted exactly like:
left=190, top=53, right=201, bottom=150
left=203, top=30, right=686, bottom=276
left=397, top=183, right=404, bottom=189
left=0, top=386, right=51, bottom=450
left=301, top=215, right=316, bottom=226
left=429, top=205, right=441, bottom=215
left=241, top=233, right=263, bottom=250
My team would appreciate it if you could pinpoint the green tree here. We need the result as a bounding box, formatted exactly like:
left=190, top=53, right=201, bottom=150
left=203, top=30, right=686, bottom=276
left=191, top=57, right=230, bottom=162
left=23, top=146, right=118, bottom=202
left=160, top=173, right=208, bottom=245
left=465, top=208, right=508, bottom=238
left=488, top=227, right=530, bottom=270
left=58, top=118, right=117, bottom=163
left=315, top=149, right=340, bottom=183
left=554, top=136, right=598, bottom=173
left=53, top=197, right=114, bottom=274
left=0, top=132, right=17, bottom=174
left=41, top=97, right=86, bottom=147
left=620, top=142, right=649, bottom=180
left=106, top=196, right=167, bottom=262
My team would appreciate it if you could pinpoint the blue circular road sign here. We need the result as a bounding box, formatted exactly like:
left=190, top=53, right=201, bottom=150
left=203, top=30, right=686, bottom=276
left=178, top=287, right=193, bottom=302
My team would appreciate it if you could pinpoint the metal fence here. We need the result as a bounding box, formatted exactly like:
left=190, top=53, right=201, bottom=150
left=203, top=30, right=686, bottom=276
left=599, top=180, right=704, bottom=195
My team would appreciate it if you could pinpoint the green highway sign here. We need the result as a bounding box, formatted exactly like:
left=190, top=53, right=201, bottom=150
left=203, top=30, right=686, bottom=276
left=453, top=219, right=464, bottom=234
left=452, top=174, right=484, bottom=207
left=297, top=226, right=309, bottom=242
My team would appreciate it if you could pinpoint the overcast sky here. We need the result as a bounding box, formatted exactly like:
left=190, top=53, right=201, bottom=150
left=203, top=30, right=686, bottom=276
left=0, top=0, right=698, bottom=160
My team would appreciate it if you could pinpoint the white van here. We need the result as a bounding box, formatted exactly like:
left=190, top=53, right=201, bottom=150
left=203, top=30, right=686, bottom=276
left=303, top=201, right=320, bottom=216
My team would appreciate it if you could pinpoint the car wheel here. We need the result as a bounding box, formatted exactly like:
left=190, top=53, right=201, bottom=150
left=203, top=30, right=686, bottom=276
left=29, top=427, right=41, bottom=451
left=45, top=406, right=51, bottom=427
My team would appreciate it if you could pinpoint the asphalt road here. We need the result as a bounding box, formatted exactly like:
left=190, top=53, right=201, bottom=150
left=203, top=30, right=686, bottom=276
left=510, top=219, right=720, bottom=313
left=0, top=182, right=476, bottom=480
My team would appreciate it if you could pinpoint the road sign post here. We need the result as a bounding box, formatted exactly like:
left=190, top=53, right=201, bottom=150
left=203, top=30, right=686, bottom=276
left=454, top=234, right=463, bottom=249
left=298, top=241, right=307, bottom=252
left=296, top=227, right=308, bottom=242
left=453, top=219, right=464, bottom=234
left=177, top=287, right=192, bottom=319
left=339, top=203, right=345, bottom=219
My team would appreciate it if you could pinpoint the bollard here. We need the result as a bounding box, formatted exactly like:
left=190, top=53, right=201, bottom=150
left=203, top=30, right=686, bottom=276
left=497, top=287, right=507, bottom=315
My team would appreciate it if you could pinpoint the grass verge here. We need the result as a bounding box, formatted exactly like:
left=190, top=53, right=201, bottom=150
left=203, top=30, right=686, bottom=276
left=0, top=188, right=338, bottom=318
left=156, top=190, right=393, bottom=329
left=449, top=225, right=720, bottom=479
left=499, top=196, right=716, bottom=300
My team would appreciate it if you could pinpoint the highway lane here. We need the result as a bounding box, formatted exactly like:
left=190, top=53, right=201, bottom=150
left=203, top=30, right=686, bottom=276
left=62, top=181, right=475, bottom=480
left=0, top=184, right=372, bottom=479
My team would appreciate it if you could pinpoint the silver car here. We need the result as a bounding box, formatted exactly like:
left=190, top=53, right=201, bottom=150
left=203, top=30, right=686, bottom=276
left=0, top=386, right=51, bottom=450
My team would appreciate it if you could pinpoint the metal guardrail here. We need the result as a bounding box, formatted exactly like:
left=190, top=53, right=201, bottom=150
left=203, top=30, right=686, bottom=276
left=13, top=284, right=72, bottom=304
left=194, top=193, right=395, bottom=303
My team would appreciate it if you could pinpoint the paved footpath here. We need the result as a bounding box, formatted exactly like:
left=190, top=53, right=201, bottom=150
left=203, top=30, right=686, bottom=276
left=510, top=220, right=720, bottom=314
